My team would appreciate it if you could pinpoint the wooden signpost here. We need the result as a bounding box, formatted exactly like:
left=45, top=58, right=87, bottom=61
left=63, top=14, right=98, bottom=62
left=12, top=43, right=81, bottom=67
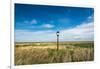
left=56, top=31, right=59, bottom=51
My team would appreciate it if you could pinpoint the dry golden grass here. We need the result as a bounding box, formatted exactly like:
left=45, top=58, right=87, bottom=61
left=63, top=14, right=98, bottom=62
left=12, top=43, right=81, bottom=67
left=15, top=42, right=94, bottom=65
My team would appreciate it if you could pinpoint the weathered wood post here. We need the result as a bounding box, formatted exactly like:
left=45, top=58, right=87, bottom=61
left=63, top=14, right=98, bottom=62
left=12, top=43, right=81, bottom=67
left=56, top=31, right=59, bottom=51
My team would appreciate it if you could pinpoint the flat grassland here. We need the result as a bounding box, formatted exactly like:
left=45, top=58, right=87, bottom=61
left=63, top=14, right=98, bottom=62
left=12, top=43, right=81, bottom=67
left=15, top=41, right=94, bottom=65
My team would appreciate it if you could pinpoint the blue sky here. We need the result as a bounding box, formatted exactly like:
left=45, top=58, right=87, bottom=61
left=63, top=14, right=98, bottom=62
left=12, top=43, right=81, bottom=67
left=15, top=4, right=94, bottom=42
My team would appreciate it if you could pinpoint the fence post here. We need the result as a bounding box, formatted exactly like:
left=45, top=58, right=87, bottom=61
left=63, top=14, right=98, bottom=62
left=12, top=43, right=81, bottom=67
left=56, top=31, right=59, bottom=51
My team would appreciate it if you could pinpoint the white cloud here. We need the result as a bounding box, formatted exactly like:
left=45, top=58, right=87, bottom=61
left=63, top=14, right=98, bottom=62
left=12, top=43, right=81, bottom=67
left=60, top=22, right=94, bottom=41
left=22, top=19, right=37, bottom=24
left=41, top=24, right=54, bottom=28
left=59, top=14, right=94, bottom=41
left=15, top=30, right=56, bottom=42
left=30, top=19, right=37, bottom=24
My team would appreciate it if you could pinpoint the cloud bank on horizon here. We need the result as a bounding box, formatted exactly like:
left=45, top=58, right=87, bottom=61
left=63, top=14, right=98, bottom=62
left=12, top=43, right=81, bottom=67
left=15, top=4, right=94, bottom=42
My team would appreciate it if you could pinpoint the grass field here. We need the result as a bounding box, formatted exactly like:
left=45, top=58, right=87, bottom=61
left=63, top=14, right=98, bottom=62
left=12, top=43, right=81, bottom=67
left=15, top=41, right=94, bottom=65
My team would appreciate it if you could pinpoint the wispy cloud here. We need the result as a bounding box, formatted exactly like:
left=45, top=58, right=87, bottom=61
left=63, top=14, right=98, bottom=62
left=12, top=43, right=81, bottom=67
left=60, top=22, right=94, bottom=41
left=60, top=15, right=94, bottom=41
left=30, top=19, right=37, bottom=24
left=41, top=24, right=54, bottom=28
left=20, top=19, right=37, bottom=25
left=15, top=30, right=56, bottom=42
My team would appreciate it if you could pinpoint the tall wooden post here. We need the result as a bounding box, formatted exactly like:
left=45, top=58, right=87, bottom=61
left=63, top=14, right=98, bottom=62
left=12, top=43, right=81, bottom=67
left=56, top=31, right=59, bottom=51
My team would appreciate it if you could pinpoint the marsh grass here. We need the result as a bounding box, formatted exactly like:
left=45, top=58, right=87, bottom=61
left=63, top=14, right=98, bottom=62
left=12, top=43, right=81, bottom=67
left=15, top=42, right=94, bottom=65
